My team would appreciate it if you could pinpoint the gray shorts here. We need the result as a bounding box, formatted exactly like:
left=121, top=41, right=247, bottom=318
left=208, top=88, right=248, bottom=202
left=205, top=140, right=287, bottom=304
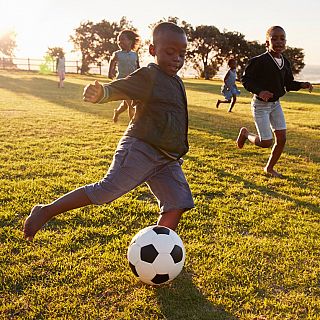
left=251, top=97, right=287, bottom=140
left=84, top=136, right=194, bottom=213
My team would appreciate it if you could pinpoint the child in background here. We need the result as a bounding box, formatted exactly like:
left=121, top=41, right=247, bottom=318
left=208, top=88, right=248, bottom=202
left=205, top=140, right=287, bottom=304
left=237, top=26, right=313, bottom=177
left=23, top=22, right=194, bottom=241
left=216, top=58, right=240, bottom=112
left=108, top=29, right=140, bottom=122
left=56, top=52, right=65, bottom=88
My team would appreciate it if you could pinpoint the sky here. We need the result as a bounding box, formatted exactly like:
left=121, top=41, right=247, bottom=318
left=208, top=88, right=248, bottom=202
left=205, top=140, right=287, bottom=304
left=1, top=0, right=320, bottom=66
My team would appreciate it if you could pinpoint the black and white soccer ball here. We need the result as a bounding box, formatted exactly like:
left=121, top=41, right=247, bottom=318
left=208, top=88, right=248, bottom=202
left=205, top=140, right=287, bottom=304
left=127, top=225, right=185, bottom=285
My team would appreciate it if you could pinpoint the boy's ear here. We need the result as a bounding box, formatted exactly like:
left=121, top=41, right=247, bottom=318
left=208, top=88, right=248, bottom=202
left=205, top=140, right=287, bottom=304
left=265, top=40, right=270, bottom=48
left=149, top=44, right=156, bottom=56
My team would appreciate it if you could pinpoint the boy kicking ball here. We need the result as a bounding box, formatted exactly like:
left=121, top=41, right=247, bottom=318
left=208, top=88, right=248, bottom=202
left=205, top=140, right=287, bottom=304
left=24, top=22, right=194, bottom=241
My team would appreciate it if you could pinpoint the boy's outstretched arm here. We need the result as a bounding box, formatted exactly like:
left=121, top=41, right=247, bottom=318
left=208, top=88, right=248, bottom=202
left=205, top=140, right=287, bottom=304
left=83, top=80, right=104, bottom=103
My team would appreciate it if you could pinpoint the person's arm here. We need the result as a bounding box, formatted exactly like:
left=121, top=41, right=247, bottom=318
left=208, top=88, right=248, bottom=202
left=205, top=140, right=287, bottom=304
left=301, top=82, right=313, bottom=92
left=241, top=57, right=274, bottom=101
left=136, top=53, right=140, bottom=69
left=241, top=57, right=265, bottom=95
left=284, top=59, right=313, bottom=93
left=108, top=53, right=117, bottom=79
left=83, top=67, right=152, bottom=104
left=223, top=70, right=230, bottom=88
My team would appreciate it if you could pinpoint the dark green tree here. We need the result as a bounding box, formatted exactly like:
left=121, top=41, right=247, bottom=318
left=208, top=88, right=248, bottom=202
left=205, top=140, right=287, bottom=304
left=70, top=17, right=136, bottom=74
left=70, top=21, right=96, bottom=74
left=47, top=47, right=64, bottom=59
left=284, top=46, right=305, bottom=75
left=188, top=25, right=224, bottom=79
left=93, top=17, right=136, bottom=64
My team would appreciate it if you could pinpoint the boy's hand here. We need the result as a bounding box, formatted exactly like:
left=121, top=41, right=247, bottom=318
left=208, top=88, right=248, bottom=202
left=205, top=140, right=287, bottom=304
left=258, top=90, right=274, bottom=102
left=83, top=80, right=104, bottom=103
left=301, top=82, right=313, bottom=93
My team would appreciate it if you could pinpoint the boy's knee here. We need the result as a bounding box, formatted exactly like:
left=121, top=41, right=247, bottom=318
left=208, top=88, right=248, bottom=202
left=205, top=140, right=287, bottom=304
left=260, top=139, right=273, bottom=148
left=276, top=136, right=287, bottom=146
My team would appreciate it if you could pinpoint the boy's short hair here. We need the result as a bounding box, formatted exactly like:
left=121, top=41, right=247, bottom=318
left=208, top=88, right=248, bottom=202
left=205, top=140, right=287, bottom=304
left=152, top=22, right=186, bottom=44
left=266, top=26, right=285, bottom=39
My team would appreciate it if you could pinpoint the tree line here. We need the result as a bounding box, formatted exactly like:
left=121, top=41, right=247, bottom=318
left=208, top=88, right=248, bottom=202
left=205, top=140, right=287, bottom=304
left=1, top=16, right=305, bottom=79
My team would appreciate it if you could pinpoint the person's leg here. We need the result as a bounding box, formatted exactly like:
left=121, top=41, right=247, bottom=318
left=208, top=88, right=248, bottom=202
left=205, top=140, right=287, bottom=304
left=147, top=160, right=194, bottom=231
left=24, top=136, right=153, bottom=241
left=263, top=101, right=287, bottom=177
left=264, top=129, right=286, bottom=177
left=113, top=101, right=129, bottom=122
left=237, top=99, right=274, bottom=149
left=24, top=187, right=92, bottom=240
left=157, top=209, right=184, bottom=230
left=216, top=99, right=231, bottom=108
left=127, top=100, right=135, bottom=120
left=237, top=127, right=273, bottom=149
left=228, top=95, right=237, bottom=112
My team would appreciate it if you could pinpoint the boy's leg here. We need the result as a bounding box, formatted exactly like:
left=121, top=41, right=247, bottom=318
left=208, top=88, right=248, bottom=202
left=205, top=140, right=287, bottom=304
left=264, top=129, right=286, bottom=177
left=264, top=101, right=287, bottom=176
left=147, top=160, right=194, bottom=231
left=237, top=127, right=273, bottom=149
left=24, top=187, right=92, bottom=240
left=238, top=99, right=273, bottom=148
left=24, top=137, right=155, bottom=240
left=158, top=209, right=184, bottom=231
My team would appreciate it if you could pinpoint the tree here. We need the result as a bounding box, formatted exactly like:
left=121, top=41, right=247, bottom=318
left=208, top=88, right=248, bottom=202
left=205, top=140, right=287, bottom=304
left=70, top=17, right=136, bottom=74
left=47, top=47, right=64, bottom=59
left=93, top=17, right=135, bottom=64
left=188, top=25, right=224, bottom=79
left=0, top=31, right=16, bottom=57
left=284, top=46, right=305, bottom=75
left=70, top=21, right=96, bottom=74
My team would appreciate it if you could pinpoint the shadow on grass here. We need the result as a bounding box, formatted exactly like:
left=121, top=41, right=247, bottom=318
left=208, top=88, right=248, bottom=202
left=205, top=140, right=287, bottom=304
left=185, top=80, right=319, bottom=105
left=188, top=152, right=320, bottom=214
left=156, top=270, right=238, bottom=320
left=0, top=73, right=319, bottom=163
left=0, top=74, right=118, bottom=120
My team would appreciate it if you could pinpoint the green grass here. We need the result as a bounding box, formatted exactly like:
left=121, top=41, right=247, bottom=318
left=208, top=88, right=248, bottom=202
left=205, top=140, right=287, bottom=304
left=0, top=70, right=319, bottom=320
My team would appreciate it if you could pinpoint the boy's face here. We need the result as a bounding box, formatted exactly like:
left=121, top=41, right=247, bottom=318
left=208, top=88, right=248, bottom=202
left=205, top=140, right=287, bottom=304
left=266, top=28, right=286, bottom=56
left=149, top=31, right=187, bottom=76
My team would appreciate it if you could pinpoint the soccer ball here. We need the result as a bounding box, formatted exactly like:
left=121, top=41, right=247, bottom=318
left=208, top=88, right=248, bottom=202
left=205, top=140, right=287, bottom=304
left=127, top=225, right=185, bottom=285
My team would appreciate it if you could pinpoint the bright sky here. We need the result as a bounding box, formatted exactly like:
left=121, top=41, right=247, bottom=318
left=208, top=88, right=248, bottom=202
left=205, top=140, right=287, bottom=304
left=1, top=0, right=319, bottom=65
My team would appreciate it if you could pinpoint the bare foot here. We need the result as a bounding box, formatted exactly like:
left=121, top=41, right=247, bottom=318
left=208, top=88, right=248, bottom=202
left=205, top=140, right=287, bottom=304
left=23, top=205, right=50, bottom=241
left=216, top=100, right=220, bottom=108
left=236, top=127, right=248, bottom=149
left=264, top=168, right=283, bottom=178
left=113, top=109, right=119, bottom=123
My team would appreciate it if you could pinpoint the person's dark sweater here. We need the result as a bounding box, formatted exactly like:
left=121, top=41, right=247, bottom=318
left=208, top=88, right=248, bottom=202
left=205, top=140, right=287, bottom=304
left=99, top=63, right=189, bottom=160
left=241, top=51, right=303, bottom=102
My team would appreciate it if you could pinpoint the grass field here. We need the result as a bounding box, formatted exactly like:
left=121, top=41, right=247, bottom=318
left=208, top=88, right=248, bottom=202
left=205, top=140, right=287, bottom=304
left=0, top=70, right=319, bottom=320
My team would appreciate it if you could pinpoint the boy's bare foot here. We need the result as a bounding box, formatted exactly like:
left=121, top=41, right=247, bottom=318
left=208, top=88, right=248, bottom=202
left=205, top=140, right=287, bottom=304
left=113, top=109, right=120, bottom=123
left=23, top=205, right=50, bottom=241
left=216, top=100, right=220, bottom=108
left=236, top=127, right=248, bottom=149
left=264, top=168, right=283, bottom=178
